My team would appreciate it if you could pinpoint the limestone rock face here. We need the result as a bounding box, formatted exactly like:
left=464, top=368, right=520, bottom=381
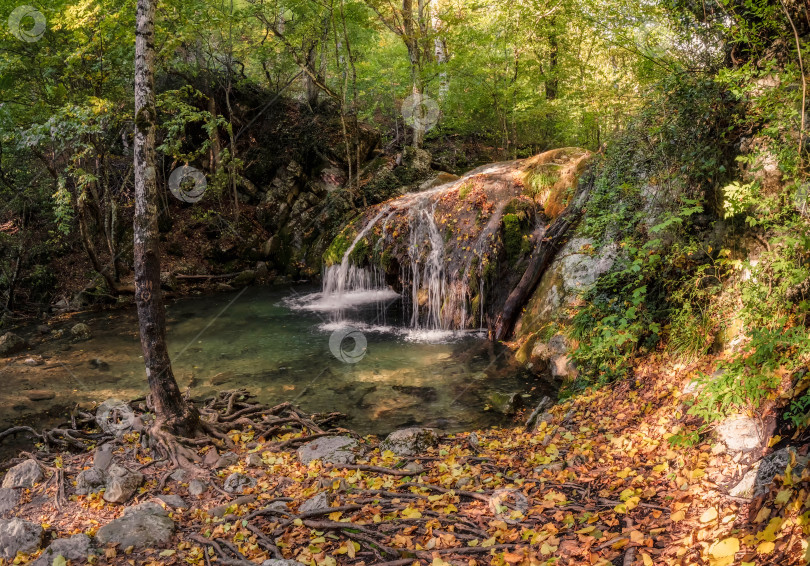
left=297, top=437, right=358, bottom=465
left=0, top=519, right=43, bottom=559
left=380, top=428, right=439, bottom=457
left=2, top=460, right=43, bottom=489
left=716, top=416, right=764, bottom=453
left=96, top=502, right=174, bottom=549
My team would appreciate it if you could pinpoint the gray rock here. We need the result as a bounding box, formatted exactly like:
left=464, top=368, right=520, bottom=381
left=31, top=534, right=92, bottom=566
left=261, top=560, right=306, bottom=566
left=70, top=323, right=92, bottom=341
left=75, top=468, right=106, bottom=495
left=36, top=325, right=50, bottom=335
left=299, top=492, right=330, bottom=514
left=169, top=469, right=186, bottom=483
left=93, top=444, right=115, bottom=472
left=96, top=502, right=174, bottom=549
left=0, top=518, right=42, bottom=558
left=297, top=437, right=359, bottom=465
left=214, top=451, right=240, bottom=470
left=487, top=391, right=524, bottom=416
left=24, top=358, right=42, bottom=367
left=754, top=448, right=807, bottom=496
left=728, top=464, right=760, bottom=499
left=157, top=495, right=188, bottom=509
left=0, top=333, right=27, bottom=357
left=223, top=473, right=257, bottom=494
left=0, top=489, right=20, bottom=516
left=246, top=453, right=264, bottom=467
left=102, top=464, right=143, bottom=504
left=380, top=427, right=439, bottom=457
left=188, top=479, right=207, bottom=496
left=2, top=460, right=43, bottom=489
left=208, top=504, right=228, bottom=518
left=716, top=416, right=764, bottom=453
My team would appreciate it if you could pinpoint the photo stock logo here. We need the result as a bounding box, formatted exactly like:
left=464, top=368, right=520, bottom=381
left=488, top=488, right=530, bottom=524
left=96, top=398, right=136, bottom=437
left=168, top=165, right=207, bottom=204
left=8, top=5, right=46, bottom=43
left=402, top=93, right=440, bottom=134
left=329, top=327, right=367, bottom=364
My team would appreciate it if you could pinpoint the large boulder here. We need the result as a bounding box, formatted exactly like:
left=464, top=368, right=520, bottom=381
left=297, top=437, right=358, bottom=465
left=2, top=460, right=43, bottom=489
left=102, top=464, right=143, bottom=504
left=31, top=534, right=93, bottom=566
left=0, top=489, right=20, bottom=516
left=0, top=518, right=42, bottom=559
left=96, top=502, right=174, bottom=549
left=0, top=332, right=27, bottom=357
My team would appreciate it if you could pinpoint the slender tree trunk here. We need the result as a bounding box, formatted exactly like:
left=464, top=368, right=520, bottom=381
left=134, top=0, right=197, bottom=433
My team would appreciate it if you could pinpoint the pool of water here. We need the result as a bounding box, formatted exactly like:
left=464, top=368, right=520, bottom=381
left=0, top=286, right=552, bottom=436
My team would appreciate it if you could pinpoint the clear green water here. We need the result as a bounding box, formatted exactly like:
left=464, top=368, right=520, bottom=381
left=2, top=286, right=551, bottom=436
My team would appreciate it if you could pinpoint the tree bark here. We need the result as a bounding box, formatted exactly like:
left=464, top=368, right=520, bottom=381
left=134, top=0, right=198, bottom=434
left=494, top=182, right=592, bottom=341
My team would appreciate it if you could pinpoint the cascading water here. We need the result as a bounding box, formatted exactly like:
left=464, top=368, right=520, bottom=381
left=294, top=161, right=527, bottom=338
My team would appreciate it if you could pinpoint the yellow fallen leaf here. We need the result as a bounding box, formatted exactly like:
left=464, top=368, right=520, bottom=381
left=709, top=537, right=739, bottom=565
left=757, top=541, right=775, bottom=554
left=640, top=552, right=654, bottom=566
left=671, top=510, right=686, bottom=522
left=700, top=507, right=718, bottom=523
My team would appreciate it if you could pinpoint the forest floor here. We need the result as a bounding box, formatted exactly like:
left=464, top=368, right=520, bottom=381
left=0, top=353, right=807, bottom=566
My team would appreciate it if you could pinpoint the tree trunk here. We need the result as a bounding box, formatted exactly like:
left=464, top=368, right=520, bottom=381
left=546, top=18, right=559, bottom=101
left=494, top=182, right=592, bottom=341
left=134, top=0, right=198, bottom=434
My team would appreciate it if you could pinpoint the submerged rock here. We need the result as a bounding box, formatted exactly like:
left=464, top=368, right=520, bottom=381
left=0, top=518, right=42, bottom=559
left=2, top=459, right=43, bottom=489
left=70, top=323, right=92, bottom=341
left=297, top=437, right=358, bottom=465
left=380, top=427, right=439, bottom=457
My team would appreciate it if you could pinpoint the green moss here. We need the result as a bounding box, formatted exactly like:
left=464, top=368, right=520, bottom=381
left=458, top=182, right=472, bottom=200
left=324, top=224, right=357, bottom=266
left=503, top=213, right=531, bottom=262
left=524, top=165, right=559, bottom=198
left=349, top=237, right=370, bottom=264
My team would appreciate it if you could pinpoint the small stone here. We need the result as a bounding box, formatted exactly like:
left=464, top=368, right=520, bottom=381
left=2, top=460, right=43, bottom=489
left=455, top=477, right=473, bottom=490
left=246, top=453, right=264, bottom=467
left=402, top=462, right=425, bottom=475
left=380, top=428, right=439, bottom=457
left=261, top=560, right=306, bottom=566
left=188, top=479, right=207, bottom=496
left=96, top=502, right=174, bottom=549
left=157, top=495, right=188, bottom=509
left=208, top=504, right=228, bottom=518
left=203, top=450, right=220, bottom=467
left=232, top=494, right=257, bottom=507
left=0, top=518, right=42, bottom=558
left=93, top=444, right=115, bottom=472
left=299, top=492, right=330, bottom=514
left=170, top=469, right=187, bottom=483
left=89, top=358, right=109, bottom=370
left=26, top=390, right=55, bottom=402
left=36, top=325, right=51, bottom=335
left=0, top=489, right=20, bottom=516
left=297, top=437, right=359, bottom=465
left=75, top=468, right=106, bottom=495
left=70, top=323, right=92, bottom=341
left=31, top=534, right=92, bottom=566
left=102, top=464, right=143, bottom=504
left=223, top=473, right=257, bottom=494
left=23, top=358, right=42, bottom=367
left=214, top=451, right=240, bottom=469
left=468, top=432, right=480, bottom=450
left=0, top=333, right=27, bottom=357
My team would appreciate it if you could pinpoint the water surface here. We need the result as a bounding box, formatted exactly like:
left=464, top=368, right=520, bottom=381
left=1, top=286, right=551, bottom=436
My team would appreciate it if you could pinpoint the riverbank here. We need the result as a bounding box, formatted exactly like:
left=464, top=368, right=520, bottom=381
left=0, top=352, right=803, bottom=565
